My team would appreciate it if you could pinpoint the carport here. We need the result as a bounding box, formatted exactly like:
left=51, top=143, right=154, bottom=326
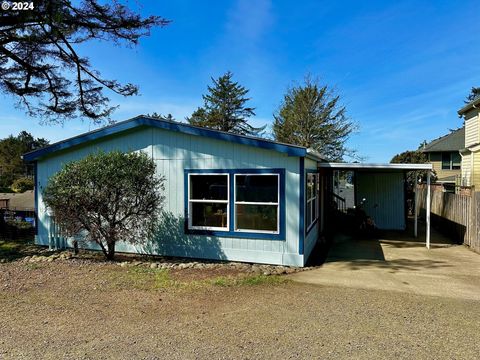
left=319, top=163, right=434, bottom=248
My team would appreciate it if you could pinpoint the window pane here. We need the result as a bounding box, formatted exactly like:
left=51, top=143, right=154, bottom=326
left=441, top=153, right=451, bottom=170
left=312, top=198, right=317, bottom=222
left=452, top=152, right=461, bottom=170
left=191, top=202, right=228, bottom=228
left=306, top=201, right=312, bottom=227
left=236, top=175, right=278, bottom=203
left=190, top=175, right=228, bottom=200
left=235, top=204, right=277, bottom=231
left=307, top=174, right=314, bottom=200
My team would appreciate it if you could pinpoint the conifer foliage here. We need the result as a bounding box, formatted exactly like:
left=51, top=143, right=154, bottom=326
left=188, top=72, right=265, bottom=136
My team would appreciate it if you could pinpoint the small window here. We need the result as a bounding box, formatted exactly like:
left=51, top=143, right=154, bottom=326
left=442, top=153, right=452, bottom=170
left=188, top=174, right=229, bottom=230
left=234, top=174, right=279, bottom=233
left=306, top=173, right=319, bottom=231
left=452, top=152, right=461, bottom=170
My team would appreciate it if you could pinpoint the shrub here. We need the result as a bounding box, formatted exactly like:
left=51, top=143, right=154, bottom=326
left=43, top=151, right=165, bottom=260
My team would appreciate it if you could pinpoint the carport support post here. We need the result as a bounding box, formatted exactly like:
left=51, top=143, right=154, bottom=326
left=414, top=171, right=418, bottom=238
left=426, top=171, right=431, bottom=249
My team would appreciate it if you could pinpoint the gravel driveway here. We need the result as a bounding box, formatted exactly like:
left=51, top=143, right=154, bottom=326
left=1, top=260, right=479, bottom=359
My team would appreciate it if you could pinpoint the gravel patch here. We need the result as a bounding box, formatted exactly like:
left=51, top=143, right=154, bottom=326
left=0, top=260, right=479, bottom=359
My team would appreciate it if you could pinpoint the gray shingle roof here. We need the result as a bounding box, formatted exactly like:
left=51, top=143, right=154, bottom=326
left=422, top=127, right=465, bottom=152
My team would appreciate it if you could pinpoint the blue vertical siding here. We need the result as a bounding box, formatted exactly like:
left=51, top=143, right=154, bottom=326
left=303, top=158, right=320, bottom=263
left=35, top=126, right=306, bottom=266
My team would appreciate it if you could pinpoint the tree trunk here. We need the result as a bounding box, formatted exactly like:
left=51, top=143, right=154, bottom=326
left=73, top=240, right=79, bottom=255
left=106, top=241, right=115, bottom=261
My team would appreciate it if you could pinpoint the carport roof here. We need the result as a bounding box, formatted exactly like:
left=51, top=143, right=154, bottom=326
left=318, top=163, right=433, bottom=171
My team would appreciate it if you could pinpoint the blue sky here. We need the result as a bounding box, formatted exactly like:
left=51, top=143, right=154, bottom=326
left=1, top=0, right=479, bottom=162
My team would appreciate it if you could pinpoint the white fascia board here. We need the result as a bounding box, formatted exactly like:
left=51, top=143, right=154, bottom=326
left=318, top=163, right=433, bottom=170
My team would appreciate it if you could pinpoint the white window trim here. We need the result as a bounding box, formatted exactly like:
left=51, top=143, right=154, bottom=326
left=306, top=173, right=319, bottom=232
left=188, top=173, right=229, bottom=231
left=233, top=173, right=280, bottom=234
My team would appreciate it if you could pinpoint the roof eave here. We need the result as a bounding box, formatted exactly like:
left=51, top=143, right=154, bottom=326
left=23, top=116, right=307, bottom=162
left=458, top=98, right=480, bottom=116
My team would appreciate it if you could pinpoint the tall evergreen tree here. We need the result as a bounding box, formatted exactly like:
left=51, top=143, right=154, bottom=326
left=187, top=72, right=265, bottom=136
left=272, top=77, right=356, bottom=161
left=465, top=87, right=480, bottom=103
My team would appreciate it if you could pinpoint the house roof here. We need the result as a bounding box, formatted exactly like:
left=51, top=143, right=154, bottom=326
left=0, top=190, right=34, bottom=211
left=422, top=128, right=465, bottom=153
left=23, top=115, right=322, bottom=162
left=458, top=97, right=480, bottom=116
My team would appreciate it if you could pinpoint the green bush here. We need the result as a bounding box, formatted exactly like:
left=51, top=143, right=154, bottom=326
left=11, top=177, right=34, bottom=193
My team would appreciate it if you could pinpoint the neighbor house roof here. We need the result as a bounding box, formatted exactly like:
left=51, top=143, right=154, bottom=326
left=458, top=97, right=480, bottom=116
left=422, top=128, right=465, bottom=153
left=24, top=115, right=325, bottom=162
left=0, top=190, right=34, bottom=211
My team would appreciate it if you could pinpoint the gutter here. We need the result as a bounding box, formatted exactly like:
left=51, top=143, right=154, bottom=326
left=458, top=97, right=480, bottom=116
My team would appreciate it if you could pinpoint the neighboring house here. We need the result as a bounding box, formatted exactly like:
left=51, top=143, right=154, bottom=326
left=24, top=116, right=431, bottom=266
left=458, top=97, right=480, bottom=187
left=0, top=190, right=34, bottom=211
left=422, top=128, right=464, bottom=189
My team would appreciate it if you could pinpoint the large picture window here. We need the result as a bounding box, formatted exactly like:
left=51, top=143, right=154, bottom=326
left=306, top=173, right=319, bottom=231
left=234, top=174, right=279, bottom=233
left=185, top=169, right=285, bottom=239
left=188, top=174, right=229, bottom=230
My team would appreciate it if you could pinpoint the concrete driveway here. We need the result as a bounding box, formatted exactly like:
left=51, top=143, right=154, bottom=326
left=292, top=225, right=480, bottom=300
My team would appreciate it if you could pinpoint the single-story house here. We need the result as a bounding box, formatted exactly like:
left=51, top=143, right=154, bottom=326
left=0, top=190, right=35, bottom=211
left=23, top=115, right=433, bottom=266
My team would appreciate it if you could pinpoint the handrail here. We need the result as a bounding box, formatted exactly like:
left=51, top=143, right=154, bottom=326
left=328, top=191, right=347, bottom=213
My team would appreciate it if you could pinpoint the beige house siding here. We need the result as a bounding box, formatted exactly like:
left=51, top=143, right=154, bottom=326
left=461, top=152, right=472, bottom=186
left=465, top=110, right=479, bottom=147
left=473, top=152, right=480, bottom=187
left=428, top=153, right=461, bottom=183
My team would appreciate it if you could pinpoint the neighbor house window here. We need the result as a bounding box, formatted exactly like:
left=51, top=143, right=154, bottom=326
left=442, top=152, right=461, bottom=170
left=188, top=174, right=229, bottom=230
left=234, top=174, right=279, bottom=233
left=306, top=173, right=319, bottom=231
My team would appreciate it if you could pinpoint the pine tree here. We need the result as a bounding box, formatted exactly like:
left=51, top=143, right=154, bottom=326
left=272, top=76, right=356, bottom=161
left=187, top=72, right=265, bottom=136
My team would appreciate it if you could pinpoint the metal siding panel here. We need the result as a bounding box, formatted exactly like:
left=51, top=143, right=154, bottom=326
left=356, top=172, right=405, bottom=230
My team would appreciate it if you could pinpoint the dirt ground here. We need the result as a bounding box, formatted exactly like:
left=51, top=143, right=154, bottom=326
left=1, top=258, right=480, bottom=360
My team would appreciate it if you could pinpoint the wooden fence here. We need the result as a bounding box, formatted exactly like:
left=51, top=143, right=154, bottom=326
left=417, top=186, right=480, bottom=253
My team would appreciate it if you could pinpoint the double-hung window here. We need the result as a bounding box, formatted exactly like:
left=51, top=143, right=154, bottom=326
left=234, top=174, right=279, bottom=233
left=306, top=173, right=319, bottom=231
left=188, top=174, right=229, bottom=230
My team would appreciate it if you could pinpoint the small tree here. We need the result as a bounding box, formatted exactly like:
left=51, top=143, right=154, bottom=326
left=43, top=151, right=164, bottom=260
left=272, top=76, right=356, bottom=161
left=390, top=149, right=436, bottom=184
left=187, top=71, right=265, bottom=136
